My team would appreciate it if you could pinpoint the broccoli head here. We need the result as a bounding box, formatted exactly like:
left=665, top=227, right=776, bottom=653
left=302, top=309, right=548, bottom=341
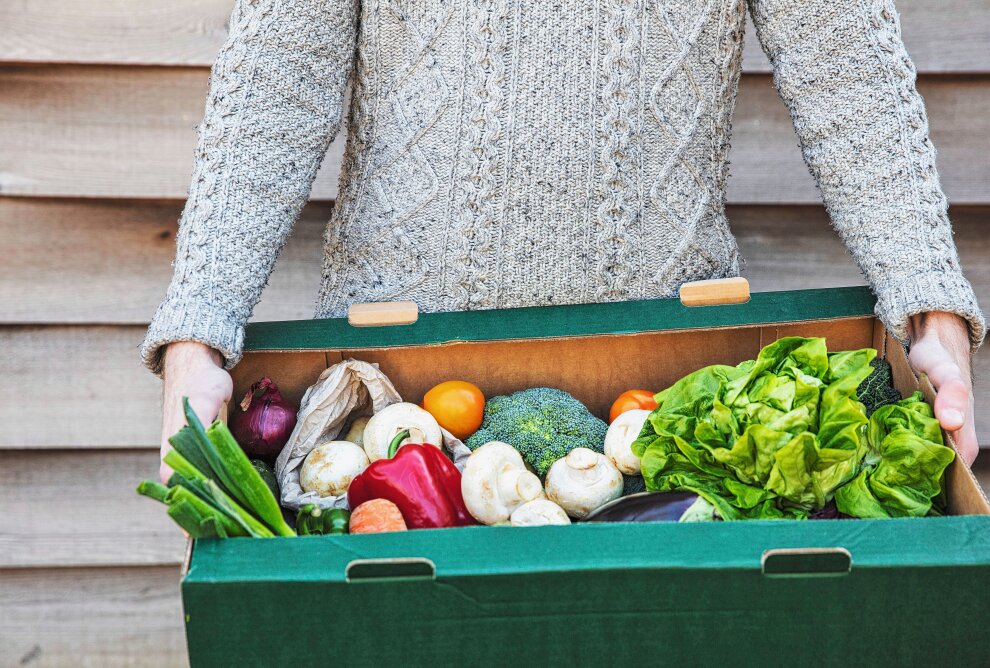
left=622, top=474, right=647, bottom=496
left=856, top=357, right=902, bottom=416
left=465, top=387, right=608, bottom=476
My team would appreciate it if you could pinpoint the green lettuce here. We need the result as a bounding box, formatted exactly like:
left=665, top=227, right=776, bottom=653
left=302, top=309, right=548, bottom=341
left=834, top=392, right=955, bottom=518
left=632, top=337, right=953, bottom=520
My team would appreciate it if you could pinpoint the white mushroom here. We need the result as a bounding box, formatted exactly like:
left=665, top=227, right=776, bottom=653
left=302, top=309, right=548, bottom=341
left=461, top=441, right=546, bottom=525
left=510, top=499, right=571, bottom=526
left=545, top=448, right=623, bottom=519
left=363, top=403, right=443, bottom=462
left=342, top=415, right=370, bottom=448
left=604, top=409, right=650, bottom=475
left=299, top=441, right=369, bottom=497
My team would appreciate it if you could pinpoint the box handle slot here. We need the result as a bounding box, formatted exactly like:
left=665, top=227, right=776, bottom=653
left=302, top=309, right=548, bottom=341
left=348, top=301, right=419, bottom=327
left=761, top=547, right=852, bottom=578
left=345, top=557, right=436, bottom=583
left=679, top=277, right=750, bottom=307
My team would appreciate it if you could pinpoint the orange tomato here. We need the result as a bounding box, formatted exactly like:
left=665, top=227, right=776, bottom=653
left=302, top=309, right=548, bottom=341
left=422, top=380, right=486, bottom=440
left=609, top=389, right=658, bottom=423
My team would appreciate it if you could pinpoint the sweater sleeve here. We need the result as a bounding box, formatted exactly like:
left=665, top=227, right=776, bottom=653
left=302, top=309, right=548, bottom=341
left=141, top=0, right=359, bottom=375
left=746, top=0, right=985, bottom=351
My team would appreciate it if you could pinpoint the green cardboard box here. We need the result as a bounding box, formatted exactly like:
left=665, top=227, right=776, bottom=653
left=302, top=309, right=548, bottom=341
left=182, top=287, right=990, bottom=667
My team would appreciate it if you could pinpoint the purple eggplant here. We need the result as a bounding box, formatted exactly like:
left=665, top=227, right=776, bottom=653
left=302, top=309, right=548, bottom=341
left=809, top=501, right=852, bottom=520
left=583, top=491, right=718, bottom=523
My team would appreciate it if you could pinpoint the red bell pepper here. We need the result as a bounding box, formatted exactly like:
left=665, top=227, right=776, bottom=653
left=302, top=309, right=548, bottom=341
left=347, top=431, right=476, bottom=529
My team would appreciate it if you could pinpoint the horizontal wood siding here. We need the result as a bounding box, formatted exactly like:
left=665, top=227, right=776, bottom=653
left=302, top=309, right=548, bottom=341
left=3, top=67, right=989, bottom=203
left=0, top=64, right=347, bottom=200
left=0, top=566, right=187, bottom=668
left=2, top=0, right=986, bottom=72
left=1, top=2, right=988, bottom=665
left=0, top=449, right=185, bottom=567
left=0, top=326, right=160, bottom=448
left=0, top=197, right=331, bottom=324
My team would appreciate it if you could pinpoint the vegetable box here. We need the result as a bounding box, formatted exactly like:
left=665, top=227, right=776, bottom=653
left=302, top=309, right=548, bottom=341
left=181, top=285, right=990, bottom=667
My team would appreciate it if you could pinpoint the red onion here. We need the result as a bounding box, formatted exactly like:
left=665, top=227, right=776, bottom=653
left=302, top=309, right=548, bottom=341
left=230, top=377, right=297, bottom=461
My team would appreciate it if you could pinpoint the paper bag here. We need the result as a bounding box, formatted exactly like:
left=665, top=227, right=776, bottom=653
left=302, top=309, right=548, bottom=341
left=275, top=359, right=472, bottom=510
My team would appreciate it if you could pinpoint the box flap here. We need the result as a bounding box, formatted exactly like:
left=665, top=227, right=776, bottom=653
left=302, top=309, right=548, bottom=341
left=185, top=516, right=990, bottom=584
left=242, top=287, right=876, bottom=352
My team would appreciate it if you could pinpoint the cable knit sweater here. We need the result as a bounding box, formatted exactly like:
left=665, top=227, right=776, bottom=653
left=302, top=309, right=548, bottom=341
left=142, top=0, right=985, bottom=374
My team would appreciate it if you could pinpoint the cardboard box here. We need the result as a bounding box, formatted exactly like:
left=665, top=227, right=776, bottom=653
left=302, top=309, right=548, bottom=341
left=182, top=286, right=990, bottom=666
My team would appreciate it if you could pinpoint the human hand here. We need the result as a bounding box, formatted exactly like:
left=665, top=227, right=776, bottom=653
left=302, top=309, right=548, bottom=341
left=160, top=341, right=233, bottom=483
left=908, top=312, right=978, bottom=464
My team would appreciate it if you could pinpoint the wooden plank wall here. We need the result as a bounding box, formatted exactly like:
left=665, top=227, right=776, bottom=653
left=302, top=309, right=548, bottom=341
left=1, top=2, right=988, bottom=665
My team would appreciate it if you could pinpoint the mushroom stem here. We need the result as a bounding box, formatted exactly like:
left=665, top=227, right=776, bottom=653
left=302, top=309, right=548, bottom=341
left=387, top=429, right=412, bottom=459
left=496, top=468, right=543, bottom=507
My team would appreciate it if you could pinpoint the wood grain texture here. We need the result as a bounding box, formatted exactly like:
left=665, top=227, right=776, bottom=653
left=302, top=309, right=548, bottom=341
left=0, top=326, right=161, bottom=448
left=0, top=566, right=187, bottom=668
left=1, top=0, right=986, bottom=71
left=741, top=0, right=990, bottom=74
left=0, top=0, right=229, bottom=66
left=0, top=64, right=347, bottom=200
left=1, top=65, right=987, bottom=203
left=0, top=449, right=186, bottom=567
left=0, top=197, right=330, bottom=324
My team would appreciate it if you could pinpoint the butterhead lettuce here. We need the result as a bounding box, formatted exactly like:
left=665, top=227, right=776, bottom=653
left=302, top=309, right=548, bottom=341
left=632, top=337, right=954, bottom=520
left=834, top=392, right=954, bottom=518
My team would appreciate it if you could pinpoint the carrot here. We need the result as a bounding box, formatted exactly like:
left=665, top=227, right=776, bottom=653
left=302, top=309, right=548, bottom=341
left=350, top=499, right=408, bottom=534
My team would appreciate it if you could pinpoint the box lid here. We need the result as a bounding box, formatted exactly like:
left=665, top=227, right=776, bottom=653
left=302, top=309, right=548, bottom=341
left=242, top=286, right=877, bottom=352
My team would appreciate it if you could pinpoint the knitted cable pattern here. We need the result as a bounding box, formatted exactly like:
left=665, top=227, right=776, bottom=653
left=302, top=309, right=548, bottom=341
left=142, top=0, right=985, bottom=375
left=320, top=0, right=381, bottom=308
left=174, top=0, right=279, bottom=304
left=450, top=0, right=509, bottom=311
left=593, top=0, right=641, bottom=302
left=647, top=0, right=722, bottom=295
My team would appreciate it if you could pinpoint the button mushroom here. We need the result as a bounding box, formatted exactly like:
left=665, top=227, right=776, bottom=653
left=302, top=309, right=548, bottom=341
left=604, top=408, right=650, bottom=475
left=461, top=441, right=546, bottom=525
left=545, top=447, right=623, bottom=519
left=510, top=499, right=571, bottom=526
left=342, top=415, right=370, bottom=448
left=299, top=440, right=370, bottom=497
left=363, top=403, right=443, bottom=462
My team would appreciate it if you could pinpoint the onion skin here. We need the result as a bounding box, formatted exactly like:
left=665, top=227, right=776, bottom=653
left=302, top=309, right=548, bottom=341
left=230, top=377, right=297, bottom=461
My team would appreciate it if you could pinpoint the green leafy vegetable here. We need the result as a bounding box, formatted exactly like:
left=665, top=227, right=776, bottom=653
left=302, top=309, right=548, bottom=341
left=181, top=399, right=293, bottom=536
left=834, top=392, right=954, bottom=518
left=633, top=337, right=953, bottom=520
left=136, top=397, right=296, bottom=538
left=856, top=358, right=902, bottom=416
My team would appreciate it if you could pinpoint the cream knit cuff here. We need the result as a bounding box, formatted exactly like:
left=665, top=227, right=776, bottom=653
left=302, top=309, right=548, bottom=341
left=141, top=298, right=245, bottom=377
left=875, top=270, right=986, bottom=354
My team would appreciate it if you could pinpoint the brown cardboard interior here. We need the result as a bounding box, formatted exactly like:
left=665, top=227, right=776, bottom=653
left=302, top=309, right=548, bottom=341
left=233, top=314, right=989, bottom=517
